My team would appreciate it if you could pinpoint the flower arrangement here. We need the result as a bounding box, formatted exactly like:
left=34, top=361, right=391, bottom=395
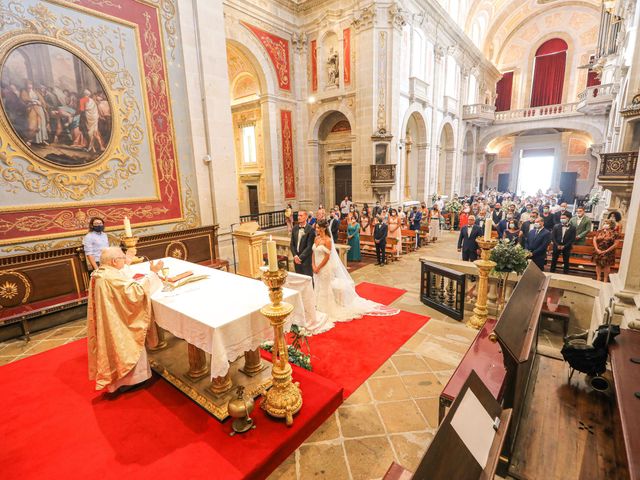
left=586, top=192, right=601, bottom=207
left=490, top=239, right=529, bottom=276
left=431, top=192, right=439, bottom=204
left=445, top=198, right=463, bottom=213
left=261, top=325, right=312, bottom=371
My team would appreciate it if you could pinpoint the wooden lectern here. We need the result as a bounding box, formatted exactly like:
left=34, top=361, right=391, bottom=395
left=232, top=221, right=266, bottom=278
left=410, top=370, right=512, bottom=480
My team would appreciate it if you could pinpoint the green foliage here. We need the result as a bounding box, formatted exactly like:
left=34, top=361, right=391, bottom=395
left=261, top=325, right=312, bottom=371
left=490, top=239, right=529, bottom=275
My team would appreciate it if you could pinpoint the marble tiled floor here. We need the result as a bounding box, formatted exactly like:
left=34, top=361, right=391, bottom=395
left=0, top=230, right=476, bottom=480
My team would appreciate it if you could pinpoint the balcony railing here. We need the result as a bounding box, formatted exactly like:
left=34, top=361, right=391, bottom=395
left=599, top=151, right=638, bottom=178
left=494, top=103, right=579, bottom=122
left=409, top=77, right=430, bottom=106
left=420, top=260, right=466, bottom=321
left=444, top=96, right=458, bottom=116
left=239, top=209, right=286, bottom=230
left=370, top=164, right=396, bottom=185
left=576, top=83, right=616, bottom=114
left=462, top=103, right=496, bottom=126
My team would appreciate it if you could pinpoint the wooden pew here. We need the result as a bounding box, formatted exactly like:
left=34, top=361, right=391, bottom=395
left=610, top=329, right=640, bottom=480
left=358, top=235, right=399, bottom=261
left=401, top=229, right=416, bottom=253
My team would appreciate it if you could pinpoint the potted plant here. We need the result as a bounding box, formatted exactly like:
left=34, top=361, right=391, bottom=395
left=490, top=239, right=529, bottom=310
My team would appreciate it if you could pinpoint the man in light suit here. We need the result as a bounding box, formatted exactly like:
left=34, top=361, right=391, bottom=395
left=569, top=206, right=592, bottom=245
left=290, top=211, right=316, bottom=277
left=525, top=217, right=552, bottom=271
left=457, top=215, right=482, bottom=261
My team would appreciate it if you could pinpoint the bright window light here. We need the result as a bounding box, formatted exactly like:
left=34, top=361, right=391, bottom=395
left=517, top=153, right=554, bottom=196
left=242, top=125, right=257, bottom=164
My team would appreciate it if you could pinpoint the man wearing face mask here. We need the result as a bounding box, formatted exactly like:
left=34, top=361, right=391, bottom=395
left=83, top=217, right=110, bottom=271
left=525, top=217, right=551, bottom=271
left=553, top=202, right=572, bottom=225
left=550, top=213, right=576, bottom=274
left=497, top=213, right=513, bottom=238
left=328, top=209, right=340, bottom=242
left=569, top=206, right=592, bottom=245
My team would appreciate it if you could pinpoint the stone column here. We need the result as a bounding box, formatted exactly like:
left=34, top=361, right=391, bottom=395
left=610, top=154, right=640, bottom=327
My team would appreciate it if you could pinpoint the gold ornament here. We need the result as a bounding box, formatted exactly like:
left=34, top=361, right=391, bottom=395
left=467, top=238, right=498, bottom=330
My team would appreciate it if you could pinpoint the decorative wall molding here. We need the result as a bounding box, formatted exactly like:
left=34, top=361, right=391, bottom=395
left=241, top=21, right=291, bottom=91
left=280, top=110, right=296, bottom=199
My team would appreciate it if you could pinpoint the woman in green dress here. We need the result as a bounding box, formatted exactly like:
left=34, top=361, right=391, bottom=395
left=347, top=216, right=361, bottom=262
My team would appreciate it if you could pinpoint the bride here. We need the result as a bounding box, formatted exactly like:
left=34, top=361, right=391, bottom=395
left=311, top=219, right=398, bottom=326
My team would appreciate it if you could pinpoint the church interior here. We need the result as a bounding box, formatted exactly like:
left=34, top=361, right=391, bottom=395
left=1, top=0, right=640, bottom=479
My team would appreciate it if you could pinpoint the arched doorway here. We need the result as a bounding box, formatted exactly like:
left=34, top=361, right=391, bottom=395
left=438, top=123, right=455, bottom=196
left=461, top=130, right=475, bottom=194
left=226, top=42, right=268, bottom=216
left=316, top=112, right=352, bottom=207
left=530, top=38, right=568, bottom=107
left=403, top=112, right=427, bottom=202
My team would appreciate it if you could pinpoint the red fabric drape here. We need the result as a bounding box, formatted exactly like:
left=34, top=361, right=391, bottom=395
left=536, top=38, right=568, bottom=56
left=495, top=71, right=514, bottom=111
left=587, top=69, right=601, bottom=87
left=530, top=51, right=566, bottom=107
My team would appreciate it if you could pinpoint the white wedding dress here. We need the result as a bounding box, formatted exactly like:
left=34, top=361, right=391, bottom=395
left=311, top=241, right=399, bottom=325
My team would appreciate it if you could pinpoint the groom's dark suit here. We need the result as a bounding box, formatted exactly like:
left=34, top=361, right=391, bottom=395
left=290, top=223, right=316, bottom=277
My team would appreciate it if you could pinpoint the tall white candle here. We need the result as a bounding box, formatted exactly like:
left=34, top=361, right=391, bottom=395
left=124, top=216, right=133, bottom=237
left=267, top=235, right=278, bottom=272
left=484, top=217, right=492, bottom=241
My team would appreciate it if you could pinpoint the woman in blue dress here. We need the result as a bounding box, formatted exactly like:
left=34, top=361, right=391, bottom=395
left=347, top=216, right=361, bottom=262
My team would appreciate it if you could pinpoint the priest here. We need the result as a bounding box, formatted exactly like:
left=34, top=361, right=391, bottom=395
left=87, top=247, right=164, bottom=392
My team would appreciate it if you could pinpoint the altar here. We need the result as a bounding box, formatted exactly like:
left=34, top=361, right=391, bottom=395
left=129, top=257, right=306, bottom=420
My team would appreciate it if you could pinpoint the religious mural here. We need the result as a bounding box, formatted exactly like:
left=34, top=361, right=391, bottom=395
left=1, top=42, right=112, bottom=167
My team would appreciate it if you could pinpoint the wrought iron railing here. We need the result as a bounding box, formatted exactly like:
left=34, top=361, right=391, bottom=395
left=370, top=164, right=396, bottom=184
left=420, top=260, right=466, bottom=321
left=599, top=151, right=638, bottom=178
left=239, top=209, right=287, bottom=229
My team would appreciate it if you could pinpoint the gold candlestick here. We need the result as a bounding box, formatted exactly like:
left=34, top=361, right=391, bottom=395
left=467, top=238, right=498, bottom=330
left=260, top=268, right=302, bottom=426
left=121, top=235, right=144, bottom=264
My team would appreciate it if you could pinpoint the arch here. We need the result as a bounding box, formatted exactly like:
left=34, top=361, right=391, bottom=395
left=402, top=109, right=429, bottom=202
left=225, top=29, right=278, bottom=95
left=308, top=104, right=356, bottom=141
left=530, top=38, right=568, bottom=107
left=478, top=119, right=604, bottom=151
left=437, top=122, right=455, bottom=196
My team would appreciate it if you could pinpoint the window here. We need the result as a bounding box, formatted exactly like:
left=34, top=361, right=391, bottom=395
left=242, top=125, right=257, bottom=164
left=517, top=149, right=555, bottom=195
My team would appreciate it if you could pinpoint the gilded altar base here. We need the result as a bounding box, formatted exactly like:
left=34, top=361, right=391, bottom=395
left=147, top=332, right=272, bottom=421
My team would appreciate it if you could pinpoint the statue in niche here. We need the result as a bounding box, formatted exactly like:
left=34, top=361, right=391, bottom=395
left=327, top=47, right=339, bottom=87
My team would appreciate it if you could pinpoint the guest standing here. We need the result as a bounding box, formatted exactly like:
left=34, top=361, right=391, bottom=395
left=457, top=215, right=481, bottom=261
left=550, top=213, right=576, bottom=274
left=328, top=209, right=340, bottom=242
left=373, top=216, right=388, bottom=266
left=525, top=217, right=552, bottom=271
left=285, top=203, right=293, bottom=233
left=340, top=196, right=351, bottom=219
left=429, top=206, right=440, bottom=242
left=503, top=219, right=522, bottom=245
left=83, top=216, right=109, bottom=271
left=360, top=212, right=371, bottom=235
left=409, top=206, right=422, bottom=248
left=388, top=208, right=402, bottom=256
left=347, top=217, right=361, bottom=262
left=569, top=206, right=592, bottom=245
left=592, top=220, right=619, bottom=283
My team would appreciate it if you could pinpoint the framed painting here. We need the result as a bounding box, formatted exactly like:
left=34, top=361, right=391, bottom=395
left=1, top=41, right=113, bottom=168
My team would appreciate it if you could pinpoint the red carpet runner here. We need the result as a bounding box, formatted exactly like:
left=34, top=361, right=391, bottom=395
left=0, top=282, right=429, bottom=479
left=0, top=339, right=342, bottom=480
left=268, top=282, right=430, bottom=398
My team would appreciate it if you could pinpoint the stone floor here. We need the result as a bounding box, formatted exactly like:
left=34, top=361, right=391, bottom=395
left=0, top=230, right=484, bottom=479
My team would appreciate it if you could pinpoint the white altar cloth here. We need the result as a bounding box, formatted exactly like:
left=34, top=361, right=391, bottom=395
left=129, top=258, right=305, bottom=379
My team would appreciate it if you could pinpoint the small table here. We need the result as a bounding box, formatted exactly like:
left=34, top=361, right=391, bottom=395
left=540, top=303, right=570, bottom=337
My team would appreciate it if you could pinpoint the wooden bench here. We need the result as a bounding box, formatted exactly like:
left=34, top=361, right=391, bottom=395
left=358, top=235, right=399, bottom=261
left=545, top=243, right=623, bottom=275
left=401, top=229, right=416, bottom=253
left=540, top=303, right=570, bottom=336
left=610, top=329, right=640, bottom=480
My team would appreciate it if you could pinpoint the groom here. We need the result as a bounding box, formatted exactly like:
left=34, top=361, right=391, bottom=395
left=290, top=210, right=316, bottom=277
